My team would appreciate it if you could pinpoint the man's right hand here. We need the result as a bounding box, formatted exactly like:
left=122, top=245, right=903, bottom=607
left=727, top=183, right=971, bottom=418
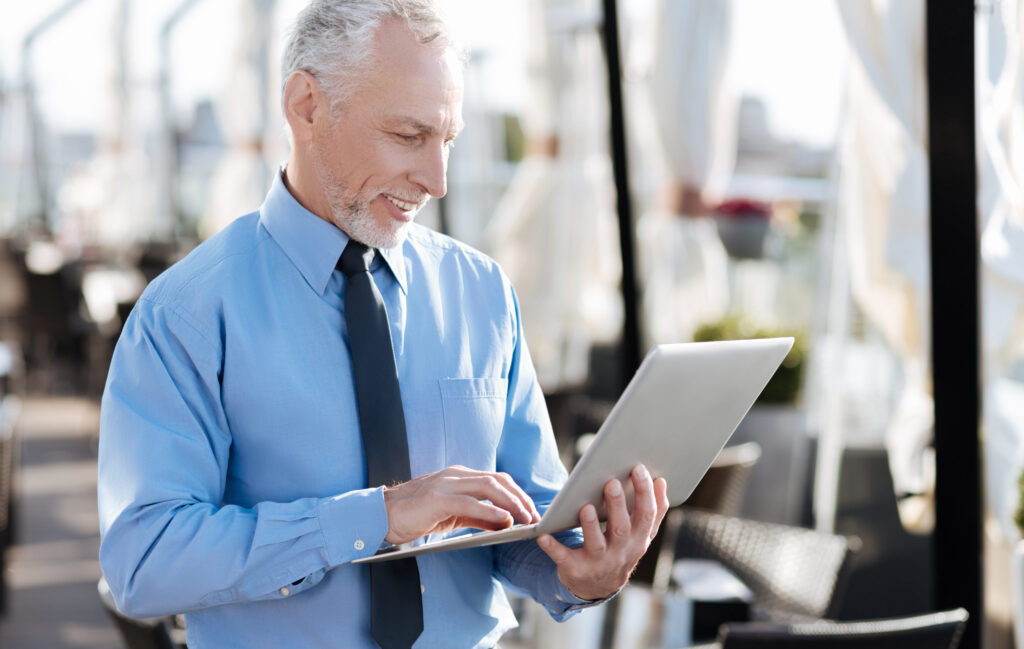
left=381, top=465, right=541, bottom=545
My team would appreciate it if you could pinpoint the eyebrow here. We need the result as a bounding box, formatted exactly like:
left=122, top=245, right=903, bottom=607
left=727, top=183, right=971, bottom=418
left=389, top=116, right=464, bottom=139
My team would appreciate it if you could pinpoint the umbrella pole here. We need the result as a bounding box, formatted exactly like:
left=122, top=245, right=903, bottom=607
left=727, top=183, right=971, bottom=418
left=599, top=0, right=641, bottom=390
left=926, top=2, right=981, bottom=648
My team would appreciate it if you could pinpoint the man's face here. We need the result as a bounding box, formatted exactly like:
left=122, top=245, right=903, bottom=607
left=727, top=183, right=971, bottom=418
left=310, top=19, right=464, bottom=249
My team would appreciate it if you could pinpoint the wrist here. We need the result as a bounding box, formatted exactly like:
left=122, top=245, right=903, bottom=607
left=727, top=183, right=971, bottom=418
left=381, top=485, right=398, bottom=544
left=564, top=584, right=609, bottom=602
left=558, top=573, right=618, bottom=603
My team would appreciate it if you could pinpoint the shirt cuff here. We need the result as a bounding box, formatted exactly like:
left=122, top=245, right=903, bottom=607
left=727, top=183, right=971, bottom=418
left=554, top=578, right=597, bottom=607
left=539, top=568, right=617, bottom=621
left=317, top=486, right=389, bottom=565
left=554, top=575, right=622, bottom=610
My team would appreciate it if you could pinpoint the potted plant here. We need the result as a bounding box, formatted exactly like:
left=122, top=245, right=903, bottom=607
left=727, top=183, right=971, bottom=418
left=693, top=316, right=809, bottom=525
left=711, top=199, right=778, bottom=260
left=693, top=316, right=806, bottom=405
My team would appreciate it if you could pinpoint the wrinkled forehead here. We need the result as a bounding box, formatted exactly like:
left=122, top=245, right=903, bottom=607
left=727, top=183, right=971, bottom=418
left=362, top=21, right=465, bottom=133
left=370, top=19, right=462, bottom=84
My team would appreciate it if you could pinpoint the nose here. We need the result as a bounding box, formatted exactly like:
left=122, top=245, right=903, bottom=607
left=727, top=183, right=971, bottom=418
left=409, top=140, right=448, bottom=198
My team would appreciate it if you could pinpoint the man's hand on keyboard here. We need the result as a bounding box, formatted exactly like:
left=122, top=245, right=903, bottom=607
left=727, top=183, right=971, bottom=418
left=382, top=465, right=541, bottom=545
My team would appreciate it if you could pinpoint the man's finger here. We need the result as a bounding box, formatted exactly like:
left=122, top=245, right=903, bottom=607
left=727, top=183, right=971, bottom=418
left=447, top=474, right=536, bottom=525
left=643, top=477, right=670, bottom=543
left=456, top=517, right=514, bottom=531
left=536, top=534, right=573, bottom=565
left=603, top=478, right=631, bottom=544
left=654, top=477, right=670, bottom=520
left=629, top=463, right=659, bottom=539
left=442, top=494, right=514, bottom=529
left=579, top=504, right=606, bottom=555
left=442, top=468, right=538, bottom=523
left=490, top=471, right=542, bottom=523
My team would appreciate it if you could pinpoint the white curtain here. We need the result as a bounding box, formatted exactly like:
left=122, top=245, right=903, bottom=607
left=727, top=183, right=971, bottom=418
left=977, top=0, right=1024, bottom=542
left=200, top=0, right=276, bottom=239
left=634, top=0, right=735, bottom=348
left=486, top=0, right=622, bottom=392
left=56, top=0, right=158, bottom=251
left=834, top=0, right=933, bottom=533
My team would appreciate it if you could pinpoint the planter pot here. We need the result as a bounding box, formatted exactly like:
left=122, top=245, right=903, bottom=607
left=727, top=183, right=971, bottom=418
left=715, top=217, right=776, bottom=260
left=729, top=404, right=810, bottom=525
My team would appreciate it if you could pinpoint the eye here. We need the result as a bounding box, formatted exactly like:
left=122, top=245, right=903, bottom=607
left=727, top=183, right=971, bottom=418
left=394, top=133, right=419, bottom=144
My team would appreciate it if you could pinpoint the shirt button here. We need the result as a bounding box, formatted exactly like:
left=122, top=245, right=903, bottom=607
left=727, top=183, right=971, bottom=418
left=420, top=584, right=425, bottom=594
left=354, top=539, right=365, bottom=551
left=279, top=587, right=290, bottom=597
left=555, top=593, right=564, bottom=602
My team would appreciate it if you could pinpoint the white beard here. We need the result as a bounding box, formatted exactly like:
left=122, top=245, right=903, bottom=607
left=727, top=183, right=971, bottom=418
left=333, top=193, right=411, bottom=250
left=312, top=147, right=422, bottom=250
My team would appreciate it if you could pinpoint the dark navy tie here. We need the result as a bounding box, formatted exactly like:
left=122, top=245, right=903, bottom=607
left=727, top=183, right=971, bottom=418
left=338, top=239, right=423, bottom=649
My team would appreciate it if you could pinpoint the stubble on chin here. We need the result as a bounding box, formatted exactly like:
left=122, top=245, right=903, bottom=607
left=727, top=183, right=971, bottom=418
left=329, top=193, right=411, bottom=250
left=312, top=160, right=411, bottom=249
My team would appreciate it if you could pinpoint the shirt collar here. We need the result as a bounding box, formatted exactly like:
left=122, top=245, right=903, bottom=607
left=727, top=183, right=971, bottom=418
left=259, top=169, right=408, bottom=295
left=375, top=243, right=408, bottom=294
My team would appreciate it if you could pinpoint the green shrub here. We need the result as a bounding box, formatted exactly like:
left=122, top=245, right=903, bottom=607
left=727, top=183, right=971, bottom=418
left=693, top=316, right=806, bottom=404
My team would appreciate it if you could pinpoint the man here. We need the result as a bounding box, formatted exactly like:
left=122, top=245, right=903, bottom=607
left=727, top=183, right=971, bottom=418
left=97, top=1, right=669, bottom=647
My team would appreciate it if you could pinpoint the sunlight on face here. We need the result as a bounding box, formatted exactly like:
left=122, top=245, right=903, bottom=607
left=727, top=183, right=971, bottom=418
left=311, top=19, right=464, bottom=249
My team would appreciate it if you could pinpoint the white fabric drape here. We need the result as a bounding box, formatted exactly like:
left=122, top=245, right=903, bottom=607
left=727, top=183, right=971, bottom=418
left=647, top=2, right=736, bottom=200
left=634, top=0, right=735, bottom=347
left=977, top=0, right=1024, bottom=542
left=200, top=0, right=275, bottom=239
left=486, top=0, right=622, bottom=391
left=56, top=0, right=158, bottom=250
left=833, top=0, right=933, bottom=533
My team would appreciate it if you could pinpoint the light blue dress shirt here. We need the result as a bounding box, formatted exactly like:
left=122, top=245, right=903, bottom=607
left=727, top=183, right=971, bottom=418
left=97, top=171, right=591, bottom=649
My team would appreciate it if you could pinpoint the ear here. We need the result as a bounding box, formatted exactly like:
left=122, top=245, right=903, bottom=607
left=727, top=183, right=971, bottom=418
left=283, top=71, right=321, bottom=144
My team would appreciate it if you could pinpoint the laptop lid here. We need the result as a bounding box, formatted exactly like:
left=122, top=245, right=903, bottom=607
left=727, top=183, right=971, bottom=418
left=538, top=336, right=794, bottom=533
left=354, top=337, right=794, bottom=564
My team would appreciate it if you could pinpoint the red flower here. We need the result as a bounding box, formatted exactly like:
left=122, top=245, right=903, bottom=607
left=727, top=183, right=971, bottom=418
left=712, top=198, right=771, bottom=220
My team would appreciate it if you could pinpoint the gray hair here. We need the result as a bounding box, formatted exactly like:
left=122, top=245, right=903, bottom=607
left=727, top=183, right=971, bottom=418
left=281, top=0, right=455, bottom=111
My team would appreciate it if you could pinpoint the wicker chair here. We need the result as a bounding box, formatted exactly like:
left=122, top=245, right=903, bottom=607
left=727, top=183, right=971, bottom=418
left=674, top=509, right=859, bottom=621
left=684, top=442, right=762, bottom=516
left=717, top=608, right=969, bottom=649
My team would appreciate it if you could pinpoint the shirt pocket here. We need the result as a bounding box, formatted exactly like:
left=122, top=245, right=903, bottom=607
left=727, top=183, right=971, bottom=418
left=438, top=377, right=508, bottom=470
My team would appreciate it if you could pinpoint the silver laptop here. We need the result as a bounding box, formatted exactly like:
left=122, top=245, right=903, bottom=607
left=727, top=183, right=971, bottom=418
left=354, top=337, right=794, bottom=564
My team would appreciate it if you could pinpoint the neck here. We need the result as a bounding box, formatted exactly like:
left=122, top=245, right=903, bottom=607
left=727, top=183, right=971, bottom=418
left=282, top=150, right=332, bottom=226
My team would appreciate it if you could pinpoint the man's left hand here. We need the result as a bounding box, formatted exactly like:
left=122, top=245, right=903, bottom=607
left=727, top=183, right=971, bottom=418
left=536, top=463, right=670, bottom=601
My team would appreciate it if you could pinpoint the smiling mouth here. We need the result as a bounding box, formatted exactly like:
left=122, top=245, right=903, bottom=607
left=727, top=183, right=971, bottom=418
left=384, top=194, right=420, bottom=212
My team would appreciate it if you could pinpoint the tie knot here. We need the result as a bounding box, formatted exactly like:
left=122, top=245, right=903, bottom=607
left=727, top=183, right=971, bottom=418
left=338, top=240, right=376, bottom=277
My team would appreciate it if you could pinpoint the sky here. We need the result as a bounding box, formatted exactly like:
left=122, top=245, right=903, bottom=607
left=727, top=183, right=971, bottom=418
left=0, top=0, right=846, bottom=148
left=730, top=0, right=847, bottom=147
